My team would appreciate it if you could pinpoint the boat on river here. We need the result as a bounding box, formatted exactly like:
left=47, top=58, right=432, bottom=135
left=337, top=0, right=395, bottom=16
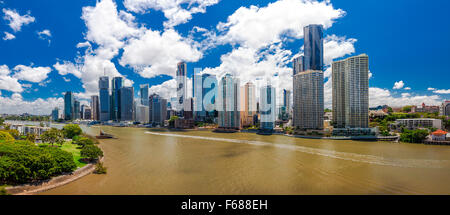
left=96, top=130, right=115, bottom=139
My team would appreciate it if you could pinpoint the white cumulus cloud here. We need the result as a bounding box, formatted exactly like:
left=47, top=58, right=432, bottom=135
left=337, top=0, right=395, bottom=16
left=12, top=65, right=52, bottom=83
left=3, top=32, right=15, bottom=40
left=393, top=80, right=405, bottom=90
left=2, top=8, right=35, bottom=32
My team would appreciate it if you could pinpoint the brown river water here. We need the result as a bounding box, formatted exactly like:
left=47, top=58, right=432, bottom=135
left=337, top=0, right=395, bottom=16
left=41, top=126, right=450, bottom=195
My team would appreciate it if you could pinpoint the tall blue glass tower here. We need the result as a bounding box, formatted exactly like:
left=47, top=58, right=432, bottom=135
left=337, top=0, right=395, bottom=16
left=111, top=77, right=123, bottom=121
left=99, top=76, right=110, bottom=122
left=64, top=91, right=74, bottom=121
left=303, top=24, right=324, bottom=71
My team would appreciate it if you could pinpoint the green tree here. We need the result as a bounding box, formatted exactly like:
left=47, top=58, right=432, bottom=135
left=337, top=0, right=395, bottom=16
left=402, top=106, right=413, bottom=113
left=0, top=118, right=4, bottom=126
left=400, top=129, right=429, bottom=143
left=94, top=162, right=107, bottom=174
left=0, top=131, right=14, bottom=142
left=26, top=133, right=37, bottom=143
left=62, top=124, right=82, bottom=139
left=75, top=137, right=95, bottom=148
left=41, top=128, right=65, bottom=146
left=8, top=129, right=20, bottom=139
left=80, top=145, right=103, bottom=162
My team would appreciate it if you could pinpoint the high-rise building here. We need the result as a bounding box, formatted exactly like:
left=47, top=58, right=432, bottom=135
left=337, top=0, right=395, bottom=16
left=91, top=95, right=99, bottom=121
left=332, top=54, right=369, bottom=129
left=193, top=68, right=203, bottom=119
left=260, top=84, right=276, bottom=131
left=183, top=98, right=194, bottom=119
left=111, top=77, right=124, bottom=121
left=303, top=24, right=324, bottom=71
left=73, top=100, right=80, bottom=120
left=293, top=70, right=324, bottom=130
left=293, top=55, right=305, bottom=75
left=51, top=108, right=59, bottom=121
left=83, top=106, right=92, bottom=120
left=135, top=104, right=149, bottom=124
left=176, top=62, right=187, bottom=113
left=217, top=74, right=241, bottom=130
left=283, top=89, right=291, bottom=114
left=441, top=101, right=450, bottom=116
left=193, top=73, right=217, bottom=121
left=150, top=94, right=167, bottom=125
left=64, top=91, right=74, bottom=121
left=293, top=24, right=324, bottom=130
left=240, top=82, right=257, bottom=127
left=140, top=84, right=149, bottom=106
left=120, top=86, right=134, bottom=121
left=99, top=76, right=110, bottom=122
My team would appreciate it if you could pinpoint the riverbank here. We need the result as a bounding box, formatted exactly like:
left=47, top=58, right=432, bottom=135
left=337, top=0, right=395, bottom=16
left=5, top=158, right=102, bottom=195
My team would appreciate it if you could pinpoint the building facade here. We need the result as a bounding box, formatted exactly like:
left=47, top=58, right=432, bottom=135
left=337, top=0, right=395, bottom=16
left=140, top=84, right=149, bottom=106
left=260, top=84, right=276, bottom=131
left=151, top=94, right=167, bottom=126
left=91, top=95, right=99, bottom=121
left=111, top=77, right=123, bottom=121
left=293, top=70, right=324, bottom=130
left=120, top=86, right=134, bottom=121
left=442, top=101, right=450, bottom=116
left=218, top=74, right=241, bottom=130
left=411, top=103, right=440, bottom=113
left=303, top=24, right=324, bottom=71
left=240, top=82, right=257, bottom=127
left=283, top=89, right=291, bottom=116
left=99, top=76, right=110, bottom=122
left=177, top=62, right=187, bottom=113
left=332, top=54, right=369, bottom=129
left=292, top=56, right=305, bottom=76
left=396, top=118, right=442, bottom=130
left=64, top=91, right=74, bottom=121
left=51, top=108, right=59, bottom=121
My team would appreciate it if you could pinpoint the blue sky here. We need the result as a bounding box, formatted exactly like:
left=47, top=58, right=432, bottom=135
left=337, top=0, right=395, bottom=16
left=0, top=0, right=449, bottom=115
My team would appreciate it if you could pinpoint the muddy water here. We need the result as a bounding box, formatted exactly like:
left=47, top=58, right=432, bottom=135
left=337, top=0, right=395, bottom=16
left=42, top=126, right=450, bottom=195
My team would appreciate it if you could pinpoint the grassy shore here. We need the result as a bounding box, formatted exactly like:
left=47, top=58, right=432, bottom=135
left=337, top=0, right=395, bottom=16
left=39, top=142, right=87, bottom=168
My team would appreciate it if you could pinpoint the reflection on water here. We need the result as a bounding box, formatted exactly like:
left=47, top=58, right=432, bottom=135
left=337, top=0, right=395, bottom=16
left=42, top=126, right=450, bottom=195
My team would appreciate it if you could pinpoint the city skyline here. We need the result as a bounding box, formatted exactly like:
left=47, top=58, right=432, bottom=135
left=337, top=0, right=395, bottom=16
left=1, top=0, right=450, bottom=115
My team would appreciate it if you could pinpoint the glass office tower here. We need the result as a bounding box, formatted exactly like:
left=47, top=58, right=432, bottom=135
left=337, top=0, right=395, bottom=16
left=217, top=74, right=240, bottom=130
left=64, top=91, right=74, bottom=121
left=303, top=24, right=324, bottom=71
left=293, top=55, right=305, bottom=75
left=260, top=84, right=276, bottom=131
left=120, top=86, right=134, bottom=121
left=111, top=77, right=123, bottom=121
left=99, top=76, right=110, bottom=122
left=140, top=84, right=149, bottom=106
left=91, top=95, right=99, bottom=121
left=52, top=108, right=59, bottom=121
left=74, top=100, right=80, bottom=119
left=176, top=62, right=187, bottom=113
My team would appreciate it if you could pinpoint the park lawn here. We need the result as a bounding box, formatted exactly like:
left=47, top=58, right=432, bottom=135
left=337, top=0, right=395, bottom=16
left=39, top=142, right=87, bottom=168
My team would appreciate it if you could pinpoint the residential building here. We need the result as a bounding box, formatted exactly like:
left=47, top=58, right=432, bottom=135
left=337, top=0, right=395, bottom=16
left=177, top=62, right=187, bottom=113
left=431, top=130, right=447, bottom=141
left=120, top=86, right=134, bottom=121
left=217, top=74, right=241, bottom=130
left=411, top=103, right=440, bottom=113
left=260, top=84, right=276, bottom=131
left=99, top=76, right=110, bottom=122
left=283, top=89, right=291, bottom=115
left=293, top=70, right=324, bottom=130
left=111, top=77, right=124, bottom=121
left=303, top=24, right=324, bottom=71
left=91, top=95, right=99, bottom=121
left=441, top=101, right=450, bottom=116
left=292, top=56, right=304, bottom=76
left=64, top=91, right=74, bottom=120
left=396, top=118, right=442, bottom=130
left=332, top=54, right=369, bottom=129
left=240, top=82, right=257, bottom=127
left=151, top=94, right=167, bottom=126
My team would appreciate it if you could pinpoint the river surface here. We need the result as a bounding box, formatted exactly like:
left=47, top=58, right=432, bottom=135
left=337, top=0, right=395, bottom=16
left=42, top=126, right=450, bottom=195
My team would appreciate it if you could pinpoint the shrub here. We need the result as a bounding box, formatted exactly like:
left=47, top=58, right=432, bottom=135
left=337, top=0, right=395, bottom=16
left=7, top=129, right=19, bottom=139
left=0, top=131, right=14, bottom=142
left=75, top=137, right=95, bottom=148
left=62, top=124, right=82, bottom=139
left=400, top=129, right=429, bottom=143
left=80, top=145, right=103, bottom=162
left=94, top=162, right=107, bottom=174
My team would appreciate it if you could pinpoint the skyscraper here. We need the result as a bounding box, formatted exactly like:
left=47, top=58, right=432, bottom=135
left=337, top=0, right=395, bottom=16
left=283, top=89, right=291, bottom=114
left=51, top=108, right=59, bottom=121
left=260, top=84, right=276, bottom=131
left=150, top=94, right=167, bottom=126
left=99, top=76, right=110, bottom=122
left=303, top=24, right=324, bottom=71
left=73, top=100, right=80, bottom=120
left=240, top=82, right=256, bottom=127
left=120, top=86, right=134, bottom=121
left=202, top=74, right=217, bottom=121
left=293, top=70, right=324, bottom=130
left=217, top=74, right=241, bottom=130
left=441, top=101, right=450, bottom=116
left=333, top=54, right=370, bottom=129
left=293, top=24, right=324, bottom=130
left=64, top=91, right=74, bottom=121
left=140, top=84, right=149, bottom=106
left=293, top=55, right=304, bottom=75
left=193, top=68, right=203, bottom=118
left=83, top=106, right=92, bottom=120
left=177, top=62, right=187, bottom=113
left=91, top=95, right=99, bottom=121
left=111, top=77, right=123, bottom=121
